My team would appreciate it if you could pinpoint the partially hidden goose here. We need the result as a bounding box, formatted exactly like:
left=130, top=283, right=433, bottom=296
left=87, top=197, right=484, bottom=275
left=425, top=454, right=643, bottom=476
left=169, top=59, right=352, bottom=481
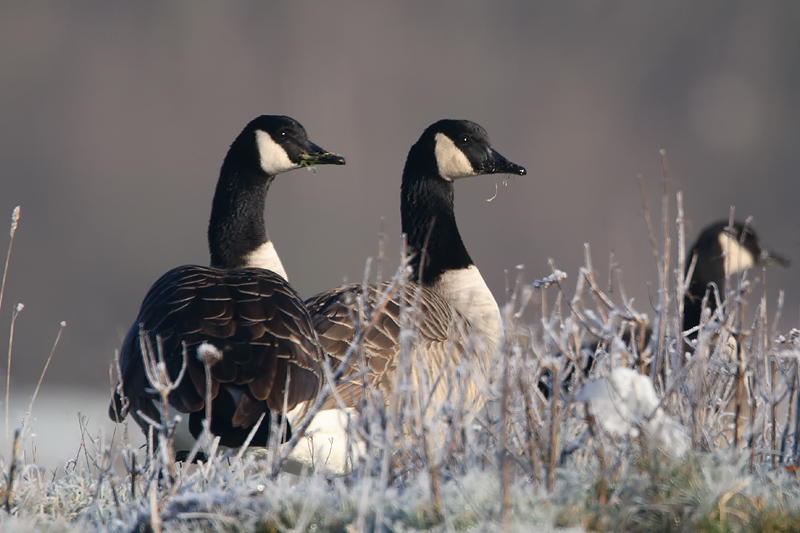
left=540, top=219, right=790, bottom=398
left=682, top=220, right=789, bottom=341
left=108, top=115, right=345, bottom=455
left=306, top=119, right=526, bottom=427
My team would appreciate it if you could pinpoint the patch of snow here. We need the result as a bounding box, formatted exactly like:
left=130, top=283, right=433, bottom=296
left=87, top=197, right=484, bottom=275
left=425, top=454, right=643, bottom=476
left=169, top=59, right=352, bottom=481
left=576, top=367, right=689, bottom=457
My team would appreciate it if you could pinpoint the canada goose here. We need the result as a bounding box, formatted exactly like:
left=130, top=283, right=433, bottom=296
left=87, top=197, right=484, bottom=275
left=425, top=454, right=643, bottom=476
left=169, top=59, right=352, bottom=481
left=682, top=220, right=789, bottom=341
left=307, top=119, right=526, bottom=415
left=108, top=115, right=345, bottom=453
left=540, top=219, right=790, bottom=397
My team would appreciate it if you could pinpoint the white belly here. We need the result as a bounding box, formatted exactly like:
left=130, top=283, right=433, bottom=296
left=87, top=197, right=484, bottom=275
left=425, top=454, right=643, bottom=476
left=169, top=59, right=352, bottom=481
left=283, top=405, right=364, bottom=474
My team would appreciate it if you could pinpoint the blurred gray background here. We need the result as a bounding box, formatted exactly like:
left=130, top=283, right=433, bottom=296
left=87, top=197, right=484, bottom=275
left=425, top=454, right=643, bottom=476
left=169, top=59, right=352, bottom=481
left=1, top=3, right=799, bottom=420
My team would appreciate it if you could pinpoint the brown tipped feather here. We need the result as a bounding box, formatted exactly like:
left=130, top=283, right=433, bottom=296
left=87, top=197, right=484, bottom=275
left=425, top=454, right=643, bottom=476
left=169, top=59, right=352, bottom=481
left=110, top=265, right=323, bottom=447
left=306, top=281, right=494, bottom=412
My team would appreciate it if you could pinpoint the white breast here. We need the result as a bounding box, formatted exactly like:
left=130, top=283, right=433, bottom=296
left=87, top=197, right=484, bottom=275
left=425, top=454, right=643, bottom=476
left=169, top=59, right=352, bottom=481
left=430, top=265, right=502, bottom=346
left=246, top=241, right=288, bottom=281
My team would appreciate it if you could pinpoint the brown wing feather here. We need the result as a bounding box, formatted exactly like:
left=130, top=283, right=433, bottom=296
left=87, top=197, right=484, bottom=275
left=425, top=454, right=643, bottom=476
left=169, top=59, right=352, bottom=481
left=306, top=282, right=473, bottom=410
left=109, top=265, right=323, bottom=448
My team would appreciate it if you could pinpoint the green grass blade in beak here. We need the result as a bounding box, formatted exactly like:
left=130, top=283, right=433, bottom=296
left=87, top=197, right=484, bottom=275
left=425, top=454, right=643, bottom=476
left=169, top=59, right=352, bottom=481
left=300, top=140, right=346, bottom=167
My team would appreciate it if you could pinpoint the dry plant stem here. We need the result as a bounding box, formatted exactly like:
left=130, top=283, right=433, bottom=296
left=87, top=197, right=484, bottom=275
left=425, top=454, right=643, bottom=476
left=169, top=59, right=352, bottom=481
left=138, top=332, right=186, bottom=480
left=5, top=303, right=22, bottom=443
left=377, top=218, right=385, bottom=285
left=268, top=274, right=402, bottom=478
left=607, top=251, right=615, bottom=294
left=149, top=478, right=161, bottom=533
left=582, top=245, right=607, bottom=324
left=0, top=209, right=19, bottom=447
left=504, top=267, right=510, bottom=303
left=131, top=453, right=137, bottom=500
left=547, top=363, right=559, bottom=493
left=160, top=399, right=176, bottom=482
left=266, top=406, right=281, bottom=475
left=637, top=175, right=658, bottom=252
left=770, top=290, right=785, bottom=344
left=108, top=473, right=123, bottom=522
left=582, top=245, right=635, bottom=321
left=760, top=267, right=779, bottom=468
left=585, top=406, right=608, bottom=505
left=428, top=438, right=442, bottom=522
left=657, top=149, right=671, bottom=386
left=517, top=366, right=540, bottom=486
left=4, top=428, right=20, bottom=512
left=548, top=258, right=631, bottom=359
left=25, top=321, right=66, bottom=424
left=539, top=273, right=548, bottom=318
left=795, top=364, right=800, bottom=467
left=779, top=372, right=795, bottom=464
left=278, top=368, right=292, bottom=462
left=648, top=346, right=703, bottom=422
left=676, top=192, right=686, bottom=366
left=750, top=396, right=757, bottom=472
left=0, top=207, right=20, bottom=340
left=734, top=365, right=743, bottom=450
left=109, top=350, right=127, bottom=431
left=178, top=345, right=224, bottom=474
left=500, top=319, right=512, bottom=530
left=233, top=412, right=266, bottom=460
left=378, top=261, right=411, bottom=513
left=203, top=353, right=214, bottom=438
left=725, top=208, right=736, bottom=295
left=93, top=448, right=115, bottom=519
left=637, top=175, right=662, bottom=376
left=733, top=263, right=748, bottom=451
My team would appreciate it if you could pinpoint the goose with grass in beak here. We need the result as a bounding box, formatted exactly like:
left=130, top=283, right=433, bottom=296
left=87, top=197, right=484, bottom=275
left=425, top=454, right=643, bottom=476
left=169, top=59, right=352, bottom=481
left=108, top=115, right=345, bottom=456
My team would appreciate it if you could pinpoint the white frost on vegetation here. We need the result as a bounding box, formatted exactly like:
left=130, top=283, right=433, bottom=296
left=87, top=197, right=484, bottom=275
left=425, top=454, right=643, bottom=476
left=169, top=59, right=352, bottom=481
left=576, top=367, right=689, bottom=457
left=2, top=235, right=800, bottom=531
left=195, top=341, right=221, bottom=363
left=532, top=269, right=567, bottom=289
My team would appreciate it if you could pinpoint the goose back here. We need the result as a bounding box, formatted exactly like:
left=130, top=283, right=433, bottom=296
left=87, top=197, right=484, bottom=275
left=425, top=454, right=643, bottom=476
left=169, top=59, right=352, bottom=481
left=110, top=265, right=323, bottom=448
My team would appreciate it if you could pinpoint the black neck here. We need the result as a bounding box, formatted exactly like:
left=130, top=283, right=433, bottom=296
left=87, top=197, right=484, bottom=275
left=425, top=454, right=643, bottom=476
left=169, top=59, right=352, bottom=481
left=682, top=250, right=725, bottom=339
left=208, top=163, right=272, bottom=269
left=401, top=144, right=473, bottom=286
left=683, top=281, right=708, bottom=340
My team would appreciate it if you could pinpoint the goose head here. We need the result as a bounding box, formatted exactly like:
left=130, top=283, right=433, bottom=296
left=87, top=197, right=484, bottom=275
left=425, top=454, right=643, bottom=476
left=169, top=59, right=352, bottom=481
left=689, top=220, right=789, bottom=292
left=401, top=118, right=526, bottom=287
left=209, top=115, right=345, bottom=272
left=411, top=119, right=527, bottom=182
left=684, top=220, right=790, bottom=339
left=225, top=115, right=345, bottom=176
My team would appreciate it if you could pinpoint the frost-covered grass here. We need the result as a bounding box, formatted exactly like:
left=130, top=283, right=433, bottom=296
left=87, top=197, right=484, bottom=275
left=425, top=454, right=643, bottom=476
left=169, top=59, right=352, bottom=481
left=2, top=177, right=800, bottom=532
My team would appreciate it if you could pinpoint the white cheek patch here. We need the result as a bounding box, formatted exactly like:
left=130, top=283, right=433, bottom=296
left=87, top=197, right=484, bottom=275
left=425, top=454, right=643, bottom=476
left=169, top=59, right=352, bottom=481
left=718, top=233, right=756, bottom=276
left=434, top=133, right=475, bottom=181
left=256, top=130, right=298, bottom=175
left=247, top=241, right=288, bottom=281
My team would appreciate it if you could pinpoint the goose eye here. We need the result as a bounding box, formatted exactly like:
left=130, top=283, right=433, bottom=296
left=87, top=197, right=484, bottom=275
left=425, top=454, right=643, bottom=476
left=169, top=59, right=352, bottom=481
left=459, top=135, right=469, bottom=145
